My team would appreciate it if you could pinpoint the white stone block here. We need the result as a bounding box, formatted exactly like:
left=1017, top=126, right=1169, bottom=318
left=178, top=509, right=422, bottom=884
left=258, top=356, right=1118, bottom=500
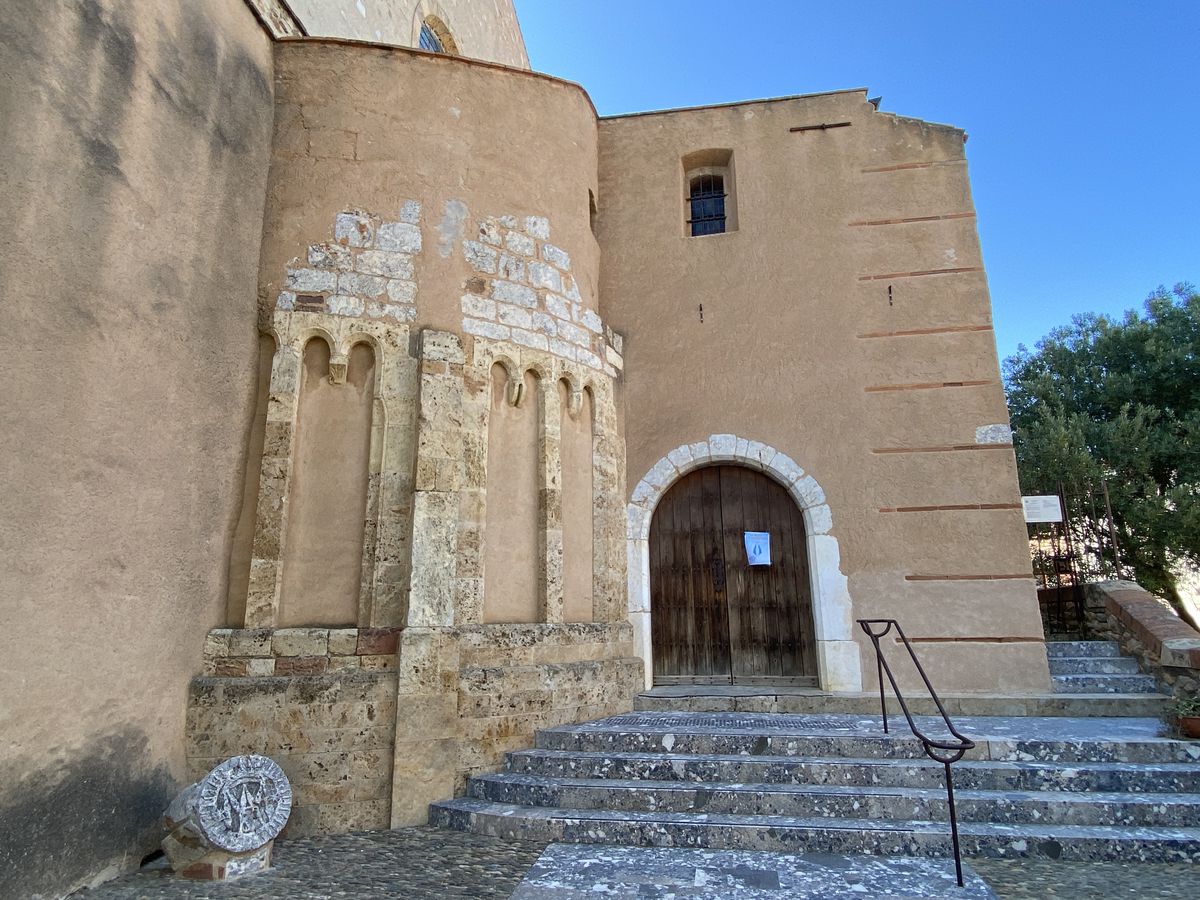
left=491, top=280, right=537, bottom=308
left=734, top=437, right=750, bottom=460
left=308, top=242, right=352, bottom=270
left=541, top=243, right=570, bottom=270
left=285, top=268, right=336, bottom=293
left=335, top=211, right=374, bottom=247
left=511, top=328, right=549, bottom=351
left=461, top=294, right=495, bottom=319
left=630, top=478, right=656, bottom=509
left=548, top=337, right=577, bottom=361
left=325, top=294, right=364, bottom=316
left=708, top=433, right=737, bottom=460
left=366, top=302, right=416, bottom=322
left=576, top=348, right=602, bottom=369
left=498, top=304, right=533, bottom=329
left=498, top=253, right=525, bottom=282
left=773, top=453, right=805, bottom=485
left=667, top=445, right=693, bottom=470
left=528, top=261, right=563, bottom=293
left=545, top=293, right=572, bottom=319
left=628, top=610, right=654, bottom=691
left=505, top=230, right=536, bottom=256
left=399, top=200, right=422, bottom=224
left=422, top=331, right=464, bottom=364
left=376, top=221, right=422, bottom=253
left=605, top=346, right=624, bottom=370
left=579, top=308, right=603, bottom=334
left=464, top=318, right=510, bottom=340
left=794, top=474, right=826, bottom=507
left=975, top=423, right=1013, bottom=444
left=524, top=215, right=551, bottom=239
left=645, top=456, right=678, bottom=491
left=338, top=272, right=386, bottom=297
left=810, top=534, right=852, bottom=641
left=462, top=240, right=498, bottom=274
left=532, top=312, right=557, bottom=335
left=562, top=274, right=581, bottom=301
left=478, top=219, right=502, bottom=246
left=276, top=291, right=296, bottom=311
left=818, top=640, right=863, bottom=693
left=746, top=440, right=775, bottom=469
left=386, top=280, right=417, bottom=303
left=356, top=249, right=413, bottom=280
left=627, top=506, right=651, bottom=542
left=808, top=503, right=833, bottom=535
left=689, top=441, right=711, bottom=462
left=557, top=320, right=589, bottom=346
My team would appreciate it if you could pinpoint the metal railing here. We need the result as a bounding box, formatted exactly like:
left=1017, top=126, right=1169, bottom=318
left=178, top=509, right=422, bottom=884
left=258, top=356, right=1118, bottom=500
left=857, top=618, right=976, bottom=887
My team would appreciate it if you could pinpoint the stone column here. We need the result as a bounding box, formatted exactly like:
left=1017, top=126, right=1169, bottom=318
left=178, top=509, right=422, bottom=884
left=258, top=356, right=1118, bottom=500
left=591, top=378, right=627, bottom=623
left=539, top=376, right=564, bottom=623
left=244, top=332, right=302, bottom=628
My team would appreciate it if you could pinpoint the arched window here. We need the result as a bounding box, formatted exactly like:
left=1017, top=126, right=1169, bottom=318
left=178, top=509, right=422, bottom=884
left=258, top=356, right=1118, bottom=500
left=418, top=16, right=458, bottom=55
left=687, top=174, right=727, bottom=236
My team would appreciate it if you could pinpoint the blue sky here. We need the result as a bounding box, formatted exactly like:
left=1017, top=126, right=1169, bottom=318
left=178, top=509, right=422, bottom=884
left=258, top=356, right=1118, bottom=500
left=514, top=1, right=1199, bottom=363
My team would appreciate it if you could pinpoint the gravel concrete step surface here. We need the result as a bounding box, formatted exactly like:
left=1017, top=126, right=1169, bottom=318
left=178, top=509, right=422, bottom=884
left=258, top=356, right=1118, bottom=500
left=434, top=711, right=1200, bottom=865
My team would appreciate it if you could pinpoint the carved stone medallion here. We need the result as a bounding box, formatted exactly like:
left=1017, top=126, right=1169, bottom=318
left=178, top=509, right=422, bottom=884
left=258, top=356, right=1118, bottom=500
left=195, top=755, right=292, bottom=853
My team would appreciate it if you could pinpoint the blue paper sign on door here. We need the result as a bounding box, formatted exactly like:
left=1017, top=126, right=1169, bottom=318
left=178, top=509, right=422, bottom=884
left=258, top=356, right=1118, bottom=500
left=744, top=531, right=771, bottom=566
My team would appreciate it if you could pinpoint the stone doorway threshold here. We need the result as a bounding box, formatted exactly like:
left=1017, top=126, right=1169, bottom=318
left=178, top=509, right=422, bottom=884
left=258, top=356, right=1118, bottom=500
left=511, top=844, right=995, bottom=898
left=637, top=685, right=1169, bottom=718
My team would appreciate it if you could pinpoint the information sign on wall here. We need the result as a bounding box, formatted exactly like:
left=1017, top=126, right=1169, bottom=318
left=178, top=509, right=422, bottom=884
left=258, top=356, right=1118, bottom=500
left=1022, top=495, right=1064, bottom=523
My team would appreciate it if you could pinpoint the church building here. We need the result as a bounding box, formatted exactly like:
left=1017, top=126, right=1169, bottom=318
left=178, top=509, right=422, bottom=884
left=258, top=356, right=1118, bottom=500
left=0, top=2, right=1047, bottom=895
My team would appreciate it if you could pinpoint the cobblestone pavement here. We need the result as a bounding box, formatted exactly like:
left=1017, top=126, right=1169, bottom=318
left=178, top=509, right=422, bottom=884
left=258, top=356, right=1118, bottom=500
left=969, top=857, right=1195, bottom=898
left=81, top=829, right=1196, bottom=899
left=80, top=828, right=548, bottom=900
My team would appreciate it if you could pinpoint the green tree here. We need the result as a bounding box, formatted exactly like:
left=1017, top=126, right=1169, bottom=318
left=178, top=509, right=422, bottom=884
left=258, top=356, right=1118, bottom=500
left=1003, top=283, right=1200, bottom=615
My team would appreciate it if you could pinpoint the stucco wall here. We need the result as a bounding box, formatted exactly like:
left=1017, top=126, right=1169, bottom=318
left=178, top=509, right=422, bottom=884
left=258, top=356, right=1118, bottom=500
left=0, top=1, right=276, bottom=896
left=286, top=0, right=529, bottom=68
left=598, top=92, right=1050, bottom=694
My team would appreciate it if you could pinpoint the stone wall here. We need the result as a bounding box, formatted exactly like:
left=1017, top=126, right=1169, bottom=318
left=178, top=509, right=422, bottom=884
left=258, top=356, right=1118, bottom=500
left=1083, top=581, right=1200, bottom=700
left=391, top=623, right=643, bottom=823
left=185, top=670, right=397, bottom=835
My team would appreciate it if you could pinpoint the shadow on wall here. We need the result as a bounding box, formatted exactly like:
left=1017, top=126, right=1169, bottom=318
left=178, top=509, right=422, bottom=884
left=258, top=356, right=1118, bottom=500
left=0, top=729, right=175, bottom=898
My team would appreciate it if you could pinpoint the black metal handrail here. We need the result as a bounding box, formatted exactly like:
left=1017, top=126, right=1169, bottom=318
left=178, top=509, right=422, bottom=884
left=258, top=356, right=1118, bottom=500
left=857, top=618, right=976, bottom=887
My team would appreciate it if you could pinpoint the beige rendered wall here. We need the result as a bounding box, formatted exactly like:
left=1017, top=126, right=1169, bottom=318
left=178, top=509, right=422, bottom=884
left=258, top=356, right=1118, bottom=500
left=598, top=92, right=1050, bottom=694
left=286, top=0, right=529, bottom=67
left=0, top=1, right=276, bottom=897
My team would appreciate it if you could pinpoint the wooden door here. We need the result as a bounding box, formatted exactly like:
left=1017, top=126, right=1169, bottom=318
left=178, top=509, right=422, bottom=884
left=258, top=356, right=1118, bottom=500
left=649, top=465, right=817, bottom=685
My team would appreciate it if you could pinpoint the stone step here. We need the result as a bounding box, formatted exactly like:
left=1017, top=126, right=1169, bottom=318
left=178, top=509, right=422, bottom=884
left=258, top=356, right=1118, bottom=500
left=469, top=772, right=1200, bottom=828
left=431, top=798, right=1200, bottom=863
left=1048, top=656, right=1141, bottom=675
left=506, top=749, right=1200, bottom=794
left=1052, top=674, right=1161, bottom=694
left=1045, top=641, right=1122, bottom=658
left=535, top=714, right=1196, bottom=764
left=633, top=690, right=1168, bottom=718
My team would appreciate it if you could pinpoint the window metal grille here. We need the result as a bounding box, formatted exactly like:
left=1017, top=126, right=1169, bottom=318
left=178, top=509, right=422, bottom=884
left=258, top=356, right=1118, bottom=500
left=687, top=174, right=726, bottom=236
left=419, top=22, right=444, bottom=53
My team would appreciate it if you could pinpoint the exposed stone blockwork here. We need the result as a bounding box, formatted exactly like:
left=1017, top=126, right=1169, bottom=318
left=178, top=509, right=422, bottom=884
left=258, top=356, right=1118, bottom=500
left=276, top=204, right=423, bottom=326
left=459, top=212, right=620, bottom=376
left=1083, top=581, right=1200, bottom=700
left=185, top=671, right=396, bottom=837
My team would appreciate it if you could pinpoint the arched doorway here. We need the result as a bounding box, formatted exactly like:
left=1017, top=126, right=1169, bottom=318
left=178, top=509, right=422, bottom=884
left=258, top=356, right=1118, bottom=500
left=649, top=465, right=817, bottom=684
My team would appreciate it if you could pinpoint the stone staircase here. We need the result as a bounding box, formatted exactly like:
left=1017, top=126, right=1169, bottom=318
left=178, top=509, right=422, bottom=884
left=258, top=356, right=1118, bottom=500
left=1048, top=640, right=1163, bottom=694
left=432, top=706, right=1200, bottom=863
